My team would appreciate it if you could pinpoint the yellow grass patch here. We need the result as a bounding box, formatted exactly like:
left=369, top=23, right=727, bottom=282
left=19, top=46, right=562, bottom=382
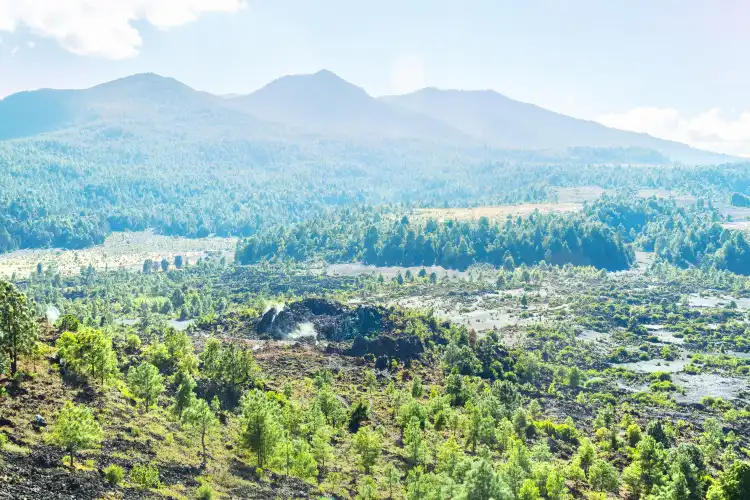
left=0, top=230, right=237, bottom=279
left=413, top=203, right=582, bottom=222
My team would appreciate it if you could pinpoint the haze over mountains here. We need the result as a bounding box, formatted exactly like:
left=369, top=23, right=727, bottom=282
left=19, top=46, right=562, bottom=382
left=0, top=69, right=735, bottom=164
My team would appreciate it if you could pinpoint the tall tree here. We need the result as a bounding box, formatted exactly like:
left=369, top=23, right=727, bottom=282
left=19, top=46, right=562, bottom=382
left=127, top=362, right=165, bottom=409
left=0, top=280, right=38, bottom=375
left=240, top=389, right=281, bottom=468
left=182, top=398, right=219, bottom=469
left=56, top=327, right=117, bottom=383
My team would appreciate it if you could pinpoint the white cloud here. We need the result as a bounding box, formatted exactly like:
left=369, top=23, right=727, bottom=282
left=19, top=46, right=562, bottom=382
left=0, top=0, right=246, bottom=59
left=26, top=40, right=34, bottom=48
left=598, top=107, right=750, bottom=158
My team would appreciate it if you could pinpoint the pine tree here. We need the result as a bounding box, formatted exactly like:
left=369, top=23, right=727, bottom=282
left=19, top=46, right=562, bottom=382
left=127, top=362, right=165, bottom=409
left=311, top=426, right=333, bottom=472
left=353, top=427, right=381, bottom=474
left=50, top=401, right=103, bottom=469
left=404, top=416, right=424, bottom=466
left=182, top=398, right=218, bottom=469
left=240, top=389, right=281, bottom=468
left=0, top=281, right=38, bottom=375
left=56, top=327, right=117, bottom=383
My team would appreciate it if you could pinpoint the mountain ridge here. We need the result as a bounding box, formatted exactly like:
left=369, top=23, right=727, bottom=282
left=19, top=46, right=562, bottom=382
left=0, top=70, right=737, bottom=164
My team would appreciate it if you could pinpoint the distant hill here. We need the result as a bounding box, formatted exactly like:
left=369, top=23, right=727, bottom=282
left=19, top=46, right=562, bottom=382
left=2, top=70, right=749, bottom=256
left=0, top=73, right=268, bottom=141
left=229, top=70, right=467, bottom=141
left=0, top=70, right=737, bottom=165
left=380, top=88, right=733, bottom=165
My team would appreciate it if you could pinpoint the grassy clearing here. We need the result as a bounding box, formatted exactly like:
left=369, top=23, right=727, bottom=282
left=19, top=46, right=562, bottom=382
left=636, top=188, right=697, bottom=205
left=0, top=230, right=237, bottom=279
left=413, top=203, right=582, bottom=222
left=552, top=185, right=610, bottom=203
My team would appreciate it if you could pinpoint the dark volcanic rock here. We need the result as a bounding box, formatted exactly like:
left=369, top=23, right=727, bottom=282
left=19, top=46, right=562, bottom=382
left=349, top=334, right=424, bottom=360
left=257, top=307, right=299, bottom=339
left=255, top=298, right=392, bottom=342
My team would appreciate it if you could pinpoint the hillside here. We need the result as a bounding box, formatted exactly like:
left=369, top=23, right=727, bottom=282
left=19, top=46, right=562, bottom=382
left=228, top=70, right=467, bottom=141
left=381, top=88, right=732, bottom=165
left=0, top=70, right=734, bottom=163
left=0, top=73, right=284, bottom=143
left=0, top=70, right=747, bottom=255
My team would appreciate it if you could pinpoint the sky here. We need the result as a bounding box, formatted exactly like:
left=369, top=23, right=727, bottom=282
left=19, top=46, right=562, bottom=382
left=1, top=0, right=749, bottom=156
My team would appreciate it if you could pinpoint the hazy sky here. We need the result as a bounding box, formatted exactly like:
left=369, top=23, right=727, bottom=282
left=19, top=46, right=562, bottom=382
left=1, top=0, right=749, bottom=156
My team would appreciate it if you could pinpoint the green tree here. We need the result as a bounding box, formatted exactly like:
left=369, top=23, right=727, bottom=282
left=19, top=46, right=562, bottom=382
left=518, top=479, right=541, bottom=500
left=0, top=280, right=38, bottom=375
left=56, top=327, right=117, bottom=383
left=292, top=439, right=319, bottom=481
left=589, top=460, right=620, bottom=493
left=173, top=371, right=197, bottom=418
left=311, top=425, right=333, bottom=472
left=721, top=460, right=750, bottom=500
left=464, top=457, right=511, bottom=500
left=182, top=398, right=219, bottom=469
left=411, top=375, right=424, bottom=398
left=50, top=401, right=103, bottom=468
left=382, top=462, right=404, bottom=499
left=436, top=436, right=465, bottom=479
left=353, top=427, right=381, bottom=474
left=545, top=468, right=569, bottom=500
left=273, top=436, right=295, bottom=476
left=240, top=389, right=281, bottom=468
left=356, top=475, right=378, bottom=500
left=127, top=362, right=165, bottom=409
left=404, top=416, right=425, bottom=466
left=575, top=439, right=597, bottom=474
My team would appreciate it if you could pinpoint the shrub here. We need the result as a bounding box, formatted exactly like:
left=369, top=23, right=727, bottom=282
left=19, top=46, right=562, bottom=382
left=589, top=460, right=620, bottom=492
left=534, top=419, right=579, bottom=443
left=130, top=464, right=160, bottom=489
left=125, top=334, right=142, bottom=352
left=103, top=464, right=124, bottom=485
left=196, top=483, right=214, bottom=500
left=626, top=424, right=642, bottom=447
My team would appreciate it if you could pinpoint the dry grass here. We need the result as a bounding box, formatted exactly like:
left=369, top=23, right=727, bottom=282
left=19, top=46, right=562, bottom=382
left=552, top=186, right=610, bottom=203
left=637, top=189, right=697, bottom=205
left=0, top=230, right=237, bottom=279
left=722, top=221, right=750, bottom=230
left=413, top=203, right=582, bottom=222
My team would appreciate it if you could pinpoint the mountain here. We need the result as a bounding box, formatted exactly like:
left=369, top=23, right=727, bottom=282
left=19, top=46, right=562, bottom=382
left=381, top=88, right=733, bottom=164
left=0, top=73, right=267, bottom=141
left=0, top=70, right=736, bottom=164
left=228, top=70, right=468, bottom=141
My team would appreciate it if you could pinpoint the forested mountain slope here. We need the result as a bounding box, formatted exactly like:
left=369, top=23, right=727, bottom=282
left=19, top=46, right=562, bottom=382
left=0, top=71, right=744, bottom=255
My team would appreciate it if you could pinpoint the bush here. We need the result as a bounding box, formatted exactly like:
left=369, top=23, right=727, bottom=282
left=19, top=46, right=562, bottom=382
left=125, top=334, right=142, bottom=352
left=534, top=419, right=579, bottom=443
left=130, top=464, right=160, bottom=489
left=103, top=464, right=124, bottom=485
left=626, top=424, right=641, bottom=447
left=195, top=483, right=214, bottom=500
left=589, top=460, right=620, bottom=492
